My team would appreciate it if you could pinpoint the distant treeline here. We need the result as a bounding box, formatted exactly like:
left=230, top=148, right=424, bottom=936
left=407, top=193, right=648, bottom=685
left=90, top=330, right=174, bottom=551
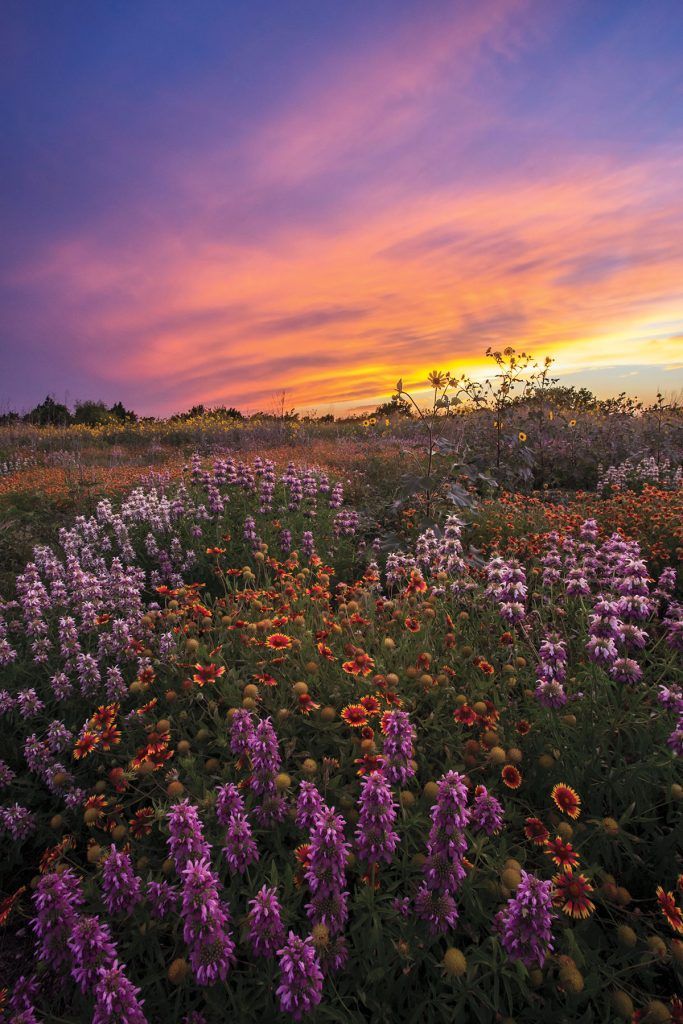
left=0, top=384, right=666, bottom=428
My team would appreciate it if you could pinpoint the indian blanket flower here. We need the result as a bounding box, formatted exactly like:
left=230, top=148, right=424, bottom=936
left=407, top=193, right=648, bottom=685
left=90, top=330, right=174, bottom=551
left=340, top=704, right=368, bottom=729
left=355, top=771, right=399, bottom=869
left=544, top=836, right=580, bottom=872
left=552, top=872, right=596, bottom=919
left=380, top=710, right=415, bottom=786
left=501, top=765, right=522, bottom=789
left=524, top=817, right=550, bottom=846
left=656, top=886, right=683, bottom=934
left=101, top=846, right=142, bottom=915
left=470, top=785, right=504, bottom=836
left=247, top=885, right=286, bottom=958
left=276, top=932, right=324, bottom=1021
left=92, top=960, right=148, bottom=1024
left=180, top=857, right=235, bottom=985
left=222, top=811, right=259, bottom=874
left=32, top=869, right=84, bottom=971
left=550, top=783, right=581, bottom=820
left=495, top=870, right=556, bottom=968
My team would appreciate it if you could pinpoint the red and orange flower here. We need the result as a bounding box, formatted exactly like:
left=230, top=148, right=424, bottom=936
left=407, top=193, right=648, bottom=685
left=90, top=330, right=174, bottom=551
left=501, top=765, right=522, bottom=789
left=544, top=836, right=580, bottom=872
left=341, top=704, right=369, bottom=728
left=553, top=872, right=595, bottom=919
left=265, top=633, right=293, bottom=649
left=656, top=886, right=683, bottom=934
left=524, top=817, right=550, bottom=846
left=551, top=783, right=581, bottom=820
left=192, top=662, right=226, bottom=686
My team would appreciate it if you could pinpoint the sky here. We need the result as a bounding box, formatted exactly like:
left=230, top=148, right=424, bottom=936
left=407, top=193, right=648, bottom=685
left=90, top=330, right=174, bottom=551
left=1, top=0, right=682, bottom=417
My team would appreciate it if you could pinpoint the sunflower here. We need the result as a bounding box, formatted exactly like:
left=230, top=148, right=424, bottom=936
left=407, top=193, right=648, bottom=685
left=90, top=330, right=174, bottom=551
left=656, top=886, right=683, bottom=934
left=341, top=704, right=369, bottom=728
left=524, top=817, right=550, bottom=846
left=544, top=836, right=580, bottom=872
left=552, top=872, right=595, bottom=919
left=551, top=783, right=581, bottom=819
left=501, top=765, right=522, bottom=789
left=265, top=633, right=293, bottom=649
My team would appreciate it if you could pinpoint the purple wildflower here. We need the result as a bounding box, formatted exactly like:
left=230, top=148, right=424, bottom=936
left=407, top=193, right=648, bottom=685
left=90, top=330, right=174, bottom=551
left=355, top=772, right=399, bottom=868
left=102, top=847, right=142, bottom=915
left=222, top=811, right=259, bottom=874
left=92, top=960, right=148, bottom=1024
left=247, top=885, right=286, bottom=958
left=381, top=710, right=415, bottom=786
left=276, top=932, right=324, bottom=1021
left=495, top=870, right=556, bottom=968
left=470, top=785, right=504, bottom=836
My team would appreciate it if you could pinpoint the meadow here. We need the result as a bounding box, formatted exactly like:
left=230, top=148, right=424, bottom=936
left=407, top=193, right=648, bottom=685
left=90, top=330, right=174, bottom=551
left=0, top=363, right=682, bottom=1024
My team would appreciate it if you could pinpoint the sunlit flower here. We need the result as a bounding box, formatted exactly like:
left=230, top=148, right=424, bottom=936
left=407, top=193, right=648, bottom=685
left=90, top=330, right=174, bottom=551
left=550, top=783, right=581, bottom=820
left=518, top=432, right=527, bottom=442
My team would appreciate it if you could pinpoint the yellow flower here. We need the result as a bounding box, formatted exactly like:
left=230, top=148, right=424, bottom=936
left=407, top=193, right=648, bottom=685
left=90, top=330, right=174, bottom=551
left=518, top=431, right=527, bottom=442
left=548, top=411, right=554, bottom=421
left=569, top=419, right=577, bottom=427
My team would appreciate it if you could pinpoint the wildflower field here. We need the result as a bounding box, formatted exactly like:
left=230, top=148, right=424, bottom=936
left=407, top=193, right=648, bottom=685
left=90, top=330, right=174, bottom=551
left=0, top=383, right=682, bottom=1024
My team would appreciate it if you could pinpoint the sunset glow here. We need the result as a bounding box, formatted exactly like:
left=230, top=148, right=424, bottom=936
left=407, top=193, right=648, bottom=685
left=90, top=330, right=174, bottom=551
left=2, top=0, right=682, bottom=413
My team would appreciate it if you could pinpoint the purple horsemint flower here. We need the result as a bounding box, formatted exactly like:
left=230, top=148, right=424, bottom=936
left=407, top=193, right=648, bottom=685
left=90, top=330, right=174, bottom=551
left=355, top=772, right=399, bottom=869
left=16, top=689, right=44, bottom=717
left=222, top=811, right=259, bottom=874
left=276, top=932, right=324, bottom=1021
left=608, top=657, right=643, bottom=684
left=470, top=785, right=504, bottom=836
left=180, top=857, right=235, bottom=985
left=279, top=528, right=292, bottom=554
left=495, top=870, right=556, bottom=969
left=8, top=1011, right=40, bottom=1024
left=249, top=716, right=281, bottom=797
left=381, top=710, right=415, bottom=786
left=215, top=782, right=246, bottom=827
left=101, top=846, right=142, bottom=915
left=585, top=634, right=619, bottom=666
left=305, top=808, right=350, bottom=935
left=534, top=678, right=567, bottom=709
left=247, top=885, right=286, bottom=957
left=166, top=800, right=211, bottom=871
left=329, top=482, right=344, bottom=508
left=414, top=883, right=459, bottom=935
left=92, top=960, right=148, bottom=1024
left=664, top=602, right=683, bottom=653
left=295, top=781, right=326, bottom=831
left=68, top=916, right=117, bottom=992
left=229, top=708, right=255, bottom=760
left=423, top=771, right=470, bottom=895
left=8, top=975, right=40, bottom=1016
left=301, top=531, right=315, bottom=559
left=146, top=880, right=178, bottom=920
left=0, top=759, right=15, bottom=788
left=0, top=803, right=36, bottom=841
